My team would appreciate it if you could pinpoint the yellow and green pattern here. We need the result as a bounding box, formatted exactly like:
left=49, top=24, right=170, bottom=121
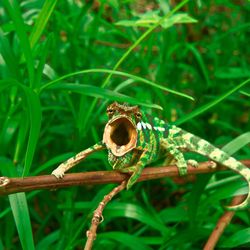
left=52, top=102, right=250, bottom=210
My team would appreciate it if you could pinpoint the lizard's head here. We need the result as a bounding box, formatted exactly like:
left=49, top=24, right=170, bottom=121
left=103, top=102, right=142, bottom=156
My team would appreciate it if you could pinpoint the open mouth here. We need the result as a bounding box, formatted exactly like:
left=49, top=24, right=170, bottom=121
left=103, top=116, right=137, bottom=156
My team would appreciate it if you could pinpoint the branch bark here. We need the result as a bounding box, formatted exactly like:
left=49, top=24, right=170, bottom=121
left=203, top=194, right=247, bottom=250
left=0, top=160, right=249, bottom=196
left=84, top=181, right=127, bottom=250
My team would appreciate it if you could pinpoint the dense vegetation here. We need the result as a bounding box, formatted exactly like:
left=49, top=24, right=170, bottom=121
left=0, top=0, right=249, bottom=249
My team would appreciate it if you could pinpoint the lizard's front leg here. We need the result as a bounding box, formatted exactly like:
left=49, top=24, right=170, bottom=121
left=52, top=142, right=105, bottom=178
left=120, top=150, right=150, bottom=189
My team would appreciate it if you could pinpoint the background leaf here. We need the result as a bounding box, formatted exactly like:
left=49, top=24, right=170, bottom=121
left=0, top=157, right=35, bottom=250
left=3, top=0, right=34, bottom=87
left=29, top=0, right=58, bottom=49
left=0, top=1, right=249, bottom=249
left=219, top=228, right=250, bottom=248
left=8, top=193, right=35, bottom=250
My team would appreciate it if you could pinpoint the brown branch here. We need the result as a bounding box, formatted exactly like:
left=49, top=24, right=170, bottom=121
left=94, top=40, right=159, bottom=52
left=0, top=160, right=249, bottom=196
left=84, top=181, right=127, bottom=250
left=1, top=161, right=249, bottom=249
left=203, top=195, right=247, bottom=250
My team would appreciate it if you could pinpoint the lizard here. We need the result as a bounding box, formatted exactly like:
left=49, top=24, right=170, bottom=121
left=52, top=102, right=250, bottom=210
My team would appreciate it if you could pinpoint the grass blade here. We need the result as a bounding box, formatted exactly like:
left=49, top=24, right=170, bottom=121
left=115, top=13, right=197, bottom=28
left=102, top=0, right=190, bottom=88
left=185, top=43, right=211, bottom=87
left=175, top=78, right=250, bottom=125
left=40, top=68, right=193, bottom=101
left=36, top=231, right=60, bottom=250
left=98, top=232, right=153, bottom=250
left=219, top=228, right=250, bottom=248
left=105, top=202, right=169, bottom=234
left=21, top=87, right=42, bottom=176
left=0, top=157, right=35, bottom=250
left=3, top=0, right=34, bottom=87
left=48, top=83, right=162, bottom=110
left=0, top=79, right=42, bottom=176
left=9, top=193, right=35, bottom=250
left=83, top=0, right=191, bottom=135
left=222, top=132, right=250, bottom=155
left=34, top=35, right=52, bottom=88
left=0, top=29, right=21, bottom=81
left=29, top=0, right=58, bottom=49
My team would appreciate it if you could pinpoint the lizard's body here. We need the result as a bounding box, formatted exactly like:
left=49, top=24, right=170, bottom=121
left=52, top=102, right=250, bottom=210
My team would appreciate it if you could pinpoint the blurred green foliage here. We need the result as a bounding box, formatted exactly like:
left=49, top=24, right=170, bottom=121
left=0, top=0, right=249, bottom=249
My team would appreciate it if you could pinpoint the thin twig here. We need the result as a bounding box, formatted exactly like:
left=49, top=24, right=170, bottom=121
left=203, top=195, right=247, bottom=250
left=95, top=40, right=159, bottom=52
left=0, top=160, right=249, bottom=196
left=84, top=181, right=127, bottom=250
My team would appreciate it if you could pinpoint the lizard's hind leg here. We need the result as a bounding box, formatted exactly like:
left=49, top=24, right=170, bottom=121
left=177, top=133, right=250, bottom=210
left=160, top=139, right=188, bottom=176
left=163, top=153, right=176, bottom=166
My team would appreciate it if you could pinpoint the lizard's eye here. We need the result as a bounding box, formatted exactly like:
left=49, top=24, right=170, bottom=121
left=135, top=112, right=142, bottom=120
left=107, top=108, right=115, bottom=116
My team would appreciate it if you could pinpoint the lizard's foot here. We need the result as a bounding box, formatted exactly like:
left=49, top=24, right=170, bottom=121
left=187, top=159, right=199, bottom=168
left=51, top=168, right=65, bottom=179
left=119, top=166, right=141, bottom=189
left=163, top=154, right=176, bottom=166
left=126, top=173, right=140, bottom=190
left=119, top=166, right=135, bottom=173
left=176, top=161, right=188, bottom=176
left=178, top=167, right=187, bottom=176
left=0, top=176, right=10, bottom=187
left=208, top=161, right=217, bottom=169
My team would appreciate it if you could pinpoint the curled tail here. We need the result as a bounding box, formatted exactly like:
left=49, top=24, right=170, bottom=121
left=217, top=158, right=250, bottom=211
left=181, top=132, right=250, bottom=210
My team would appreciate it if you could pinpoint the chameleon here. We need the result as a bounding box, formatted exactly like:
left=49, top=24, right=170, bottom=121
left=52, top=102, right=250, bottom=210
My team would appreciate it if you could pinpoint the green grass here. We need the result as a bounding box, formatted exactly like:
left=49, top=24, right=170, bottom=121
left=0, top=0, right=249, bottom=249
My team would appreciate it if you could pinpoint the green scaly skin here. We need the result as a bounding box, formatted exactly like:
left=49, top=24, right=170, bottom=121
left=52, top=102, right=250, bottom=210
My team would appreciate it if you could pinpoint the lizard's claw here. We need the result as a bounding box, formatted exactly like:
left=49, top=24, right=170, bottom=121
left=126, top=174, right=138, bottom=189
left=187, top=159, right=199, bottom=168
left=119, top=166, right=141, bottom=189
left=126, top=175, right=137, bottom=190
left=51, top=168, right=65, bottom=179
left=208, top=161, right=217, bottom=169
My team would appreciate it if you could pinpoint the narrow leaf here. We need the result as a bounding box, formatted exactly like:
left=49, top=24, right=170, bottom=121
left=185, top=44, right=211, bottom=87
left=105, top=202, right=169, bottom=234
left=175, top=78, right=250, bottom=125
left=22, top=88, right=42, bottom=176
left=3, top=0, right=34, bottom=87
left=98, top=232, right=153, bottom=250
left=222, top=132, right=250, bottom=155
left=84, top=0, right=191, bottom=134
left=0, top=157, right=35, bottom=250
left=40, top=68, right=194, bottom=101
left=103, top=0, right=190, bottom=88
left=29, top=0, right=58, bottom=48
left=34, top=35, right=52, bottom=88
left=0, top=29, right=21, bottom=80
left=115, top=13, right=197, bottom=28
left=0, top=79, right=42, bottom=176
left=48, top=83, right=162, bottom=110
left=36, top=231, right=60, bottom=250
left=219, top=228, right=250, bottom=247
left=9, top=193, right=35, bottom=250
